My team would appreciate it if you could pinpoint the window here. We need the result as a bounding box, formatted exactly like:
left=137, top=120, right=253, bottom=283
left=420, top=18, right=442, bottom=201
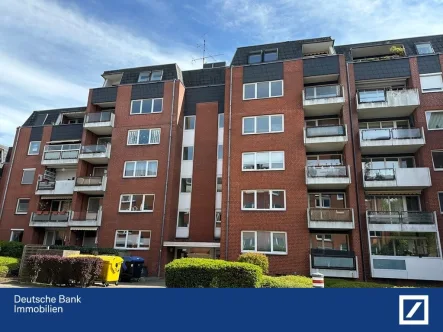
left=365, top=195, right=420, bottom=212
left=182, top=147, right=193, bottom=161
left=181, top=178, right=192, bottom=193
left=34, top=114, right=48, bottom=126
left=431, top=150, right=443, bottom=170
left=123, top=160, right=158, bottom=177
left=127, top=129, right=161, bottom=145
left=150, top=70, right=163, bottom=81
left=310, top=234, right=349, bottom=251
left=130, top=99, right=163, bottom=114
left=438, top=193, right=443, bottom=213
left=216, top=177, right=222, bottom=192
left=184, top=116, right=195, bottom=130
left=218, top=113, right=224, bottom=129
left=28, top=141, right=41, bottom=155
left=242, top=151, right=284, bottom=171
left=177, top=211, right=190, bottom=227
left=114, top=230, right=151, bottom=249
left=242, top=114, right=284, bottom=135
left=21, top=169, right=35, bottom=184
left=15, top=198, right=30, bottom=214
left=215, top=210, right=221, bottom=228
left=416, top=42, right=434, bottom=55
left=241, top=231, right=287, bottom=254
left=370, top=231, right=439, bottom=257
left=241, top=190, right=286, bottom=210
left=420, top=73, right=443, bottom=92
left=217, top=145, right=223, bottom=159
left=248, top=52, right=262, bottom=64
left=138, top=71, right=151, bottom=82
left=264, top=49, right=278, bottom=62
left=425, top=111, right=443, bottom=130
left=10, top=230, right=24, bottom=242
left=119, top=194, right=154, bottom=212
left=243, top=80, right=283, bottom=100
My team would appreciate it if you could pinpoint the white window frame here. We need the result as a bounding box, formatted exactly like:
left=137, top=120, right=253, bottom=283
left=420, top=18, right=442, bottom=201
left=177, top=211, right=190, bottom=228
left=243, top=80, right=284, bottom=100
left=21, top=168, right=36, bottom=185
left=28, top=141, right=41, bottom=155
left=118, top=194, right=155, bottom=212
left=241, top=231, right=288, bottom=255
left=180, top=178, right=192, bottom=193
left=242, top=114, right=284, bottom=135
left=438, top=192, right=443, bottom=214
left=150, top=70, right=163, bottom=81
left=215, top=210, right=221, bottom=228
left=359, top=120, right=410, bottom=129
left=127, top=129, right=161, bottom=145
left=10, top=229, right=24, bottom=242
left=218, top=113, right=224, bottom=129
left=130, top=98, right=163, bottom=114
left=138, top=71, right=151, bottom=82
left=15, top=198, right=30, bottom=215
left=415, top=42, right=434, bottom=55
left=114, top=230, right=151, bottom=250
left=242, top=151, right=285, bottom=171
left=123, top=160, right=158, bottom=178
left=241, top=190, right=286, bottom=211
left=431, top=150, right=443, bottom=171
left=425, top=110, right=443, bottom=131
left=420, top=73, right=443, bottom=93
left=184, top=116, right=196, bottom=130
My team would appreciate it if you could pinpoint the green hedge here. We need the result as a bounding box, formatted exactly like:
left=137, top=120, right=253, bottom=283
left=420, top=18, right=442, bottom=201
left=0, top=257, right=20, bottom=277
left=165, top=258, right=263, bottom=288
left=49, top=245, right=119, bottom=255
left=237, top=253, right=269, bottom=274
left=260, top=275, right=313, bottom=288
left=326, top=278, right=393, bottom=288
left=0, top=241, right=24, bottom=258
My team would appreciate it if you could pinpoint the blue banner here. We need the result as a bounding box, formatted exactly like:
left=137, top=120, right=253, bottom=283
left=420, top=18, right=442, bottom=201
left=0, top=288, right=441, bottom=331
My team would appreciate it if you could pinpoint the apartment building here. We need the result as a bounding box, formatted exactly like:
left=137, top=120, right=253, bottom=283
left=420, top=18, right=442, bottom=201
left=0, top=34, right=442, bottom=282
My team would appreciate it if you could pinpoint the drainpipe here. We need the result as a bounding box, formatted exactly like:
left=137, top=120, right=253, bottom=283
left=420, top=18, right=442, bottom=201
left=0, top=127, right=21, bottom=220
left=225, top=66, right=233, bottom=259
left=345, top=63, right=367, bottom=281
left=158, top=79, right=176, bottom=277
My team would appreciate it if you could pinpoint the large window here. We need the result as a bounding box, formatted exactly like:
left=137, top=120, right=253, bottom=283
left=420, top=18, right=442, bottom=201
left=114, top=230, right=151, bottom=249
left=247, top=49, right=278, bottom=64
left=370, top=231, right=439, bottom=257
left=365, top=195, right=420, bottom=212
left=420, top=73, right=443, bottom=92
left=308, top=193, right=346, bottom=209
left=123, top=160, right=158, bottom=178
left=242, top=151, right=284, bottom=171
left=242, top=114, right=284, bottom=135
left=362, top=156, right=414, bottom=169
left=28, top=141, right=41, bottom=155
left=241, top=231, right=287, bottom=254
left=307, top=154, right=342, bottom=166
left=131, top=98, right=163, bottom=114
left=241, top=190, right=286, bottom=210
left=119, top=194, right=154, bottom=212
left=21, top=169, right=35, bottom=184
left=310, top=233, right=349, bottom=251
left=127, top=129, right=160, bottom=145
left=243, top=80, right=283, bottom=100
left=425, top=111, right=443, bottom=130
left=415, top=42, right=434, bottom=55
left=15, top=198, right=30, bottom=214
left=138, top=70, right=163, bottom=82
left=431, top=150, right=443, bottom=170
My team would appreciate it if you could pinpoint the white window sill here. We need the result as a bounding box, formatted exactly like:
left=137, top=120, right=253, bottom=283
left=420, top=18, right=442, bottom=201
left=242, top=168, right=285, bottom=172
left=15, top=212, right=28, bottom=215
left=114, top=247, right=150, bottom=250
left=241, top=250, right=288, bottom=255
left=118, top=210, right=153, bottom=213
left=243, top=94, right=284, bottom=101
left=421, top=90, right=443, bottom=94
left=130, top=112, right=163, bottom=115
left=242, top=131, right=284, bottom=135
left=123, top=175, right=158, bottom=178
left=241, top=208, right=286, bottom=211
left=127, top=143, right=160, bottom=146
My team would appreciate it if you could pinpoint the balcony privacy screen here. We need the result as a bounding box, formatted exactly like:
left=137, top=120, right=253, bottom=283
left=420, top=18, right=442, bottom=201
left=306, top=125, right=345, bottom=137
left=307, top=166, right=347, bottom=177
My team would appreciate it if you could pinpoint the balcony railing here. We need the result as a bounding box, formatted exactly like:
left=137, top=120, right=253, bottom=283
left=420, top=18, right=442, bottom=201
left=367, top=211, right=435, bottom=225
left=305, top=84, right=342, bottom=100
left=309, top=208, right=353, bottom=222
left=37, top=181, right=56, bottom=190
left=361, top=128, right=422, bottom=141
left=358, top=89, right=386, bottom=103
left=80, top=145, right=108, bottom=154
left=311, top=249, right=356, bottom=270
left=43, top=144, right=80, bottom=161
left=307, top=165, right=348, bottom=178
left=364, top=168, right=395, bottom=181
left=75, top=176, right=104, bottom=186
left=31, top=211, right=70, bottom=222
left=85, top=111, right=112, bottom=123
left=306, top=125, right=345, bottom=138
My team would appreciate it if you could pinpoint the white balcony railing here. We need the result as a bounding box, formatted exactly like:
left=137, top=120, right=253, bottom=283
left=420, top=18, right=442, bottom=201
left=307, top=208, right=355, bottom=229
left=35, top=179, right=75, bottom=195
left=302, top=85, right=345, bottom=115
left=306, top=165, right=351, bottom=189
left=42, top=144, right=80, bottom=166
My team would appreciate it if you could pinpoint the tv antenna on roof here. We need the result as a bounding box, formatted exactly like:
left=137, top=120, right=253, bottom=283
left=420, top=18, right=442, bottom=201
left=192, top=34, right=223, bottom=67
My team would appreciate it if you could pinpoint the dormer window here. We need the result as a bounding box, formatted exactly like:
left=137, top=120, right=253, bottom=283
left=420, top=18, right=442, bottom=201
left=138, top=71, right=151, bottom=82
left=248, top=49, right=278, bottom=64
left=150, top=70, right=163, bottom=81
left=138, top=70, right=163, bottom=82
left=248, top=52, right=262, bottom=64
left=263, top=49, right=278, bottom=62
left=416, top=42, right=434, bottom=55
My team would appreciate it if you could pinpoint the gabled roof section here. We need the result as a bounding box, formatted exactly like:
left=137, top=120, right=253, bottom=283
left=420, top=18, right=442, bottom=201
left=23, top=107, right=86, bottom=127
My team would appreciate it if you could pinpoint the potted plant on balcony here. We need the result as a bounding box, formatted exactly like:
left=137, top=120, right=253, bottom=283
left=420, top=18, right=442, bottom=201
left=390, top=45, right=405, bottom=57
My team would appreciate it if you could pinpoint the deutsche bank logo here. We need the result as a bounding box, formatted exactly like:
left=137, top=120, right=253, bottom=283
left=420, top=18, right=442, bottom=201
left=399, top=295, right=429, bottom=325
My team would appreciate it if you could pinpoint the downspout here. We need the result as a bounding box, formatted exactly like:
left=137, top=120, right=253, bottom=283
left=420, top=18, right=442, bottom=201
left=225, top=66, right=233, bottom=258
left=0, top=127, right=21, bottom=220
left=158, top=79, right=176, bottom=277
left=345, top=62, right=367, bottom=281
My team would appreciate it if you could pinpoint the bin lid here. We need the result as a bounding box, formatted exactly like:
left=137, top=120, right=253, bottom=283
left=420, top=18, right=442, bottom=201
left=122, top=256, right=144, bottom=263
left=97, top=255, right=124, bottom=263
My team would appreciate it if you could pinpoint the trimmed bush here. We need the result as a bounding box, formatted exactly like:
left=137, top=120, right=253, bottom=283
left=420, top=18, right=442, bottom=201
left=332, top=281, right=393, bottom=288
left=0, top=241, right=24, bottom=258
left=0, top=257, right=20, bottom=277
left=165, top=258, right=262, bottom=288
left=0, top=266, right=8, bottom=277
left=49, top=245, right=119, bottom=255
left=260, top=275, right=313, bottom=288
left=237, top=253, right=269, bottom=274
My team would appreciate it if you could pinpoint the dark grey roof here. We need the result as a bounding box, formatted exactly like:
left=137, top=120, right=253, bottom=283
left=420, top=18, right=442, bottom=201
left=23, top=107, right=86, bottom=127
left=335, top=34, right=443, bottom=61
left=182, top=67, right=226, bottom=87
left=231, top=37, right=333, bottom=66
left=103, top=64, right=180, bottom=84
left=5, top=147, right=12, bottom=162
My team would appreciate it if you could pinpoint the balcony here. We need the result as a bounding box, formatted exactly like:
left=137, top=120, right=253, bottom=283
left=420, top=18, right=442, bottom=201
left=371, top=256, right=443, bottom=281
left=366, top=211, right=437, bottom=232
left=304, top=125, right=348, bottom=152
left=310, top=249, right=358, bottom=279
left=307, top=208, right=354, bottom=229
left=78, top=144, right=111, bottom=164
left=41, top=144, right=80, bottom=167
left=35, top=180, right=75, bottom=196
left=68, top=209, right=102, bottom=228
left=302, top=84, right=345, bottom=116
left=74, top=176, right=107, bottom=194
left=360, top=128, right=425, bottom=154
left=363, top=168, right=431, bottom=190
left=356, top=88, right=420, bottom=119
left=29, top=212, right=69, bottom=227
left=306, top=165, right=351, bottom=189
left=84, top=112, right=115, bottom=135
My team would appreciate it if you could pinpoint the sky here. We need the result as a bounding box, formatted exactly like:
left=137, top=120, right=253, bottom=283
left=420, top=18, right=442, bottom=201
left=1, top=0, right=443, bottom=146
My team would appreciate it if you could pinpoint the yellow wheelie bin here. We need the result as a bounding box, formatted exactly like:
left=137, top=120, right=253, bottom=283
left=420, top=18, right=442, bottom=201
left=98, top=255, right=124, bottom=287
